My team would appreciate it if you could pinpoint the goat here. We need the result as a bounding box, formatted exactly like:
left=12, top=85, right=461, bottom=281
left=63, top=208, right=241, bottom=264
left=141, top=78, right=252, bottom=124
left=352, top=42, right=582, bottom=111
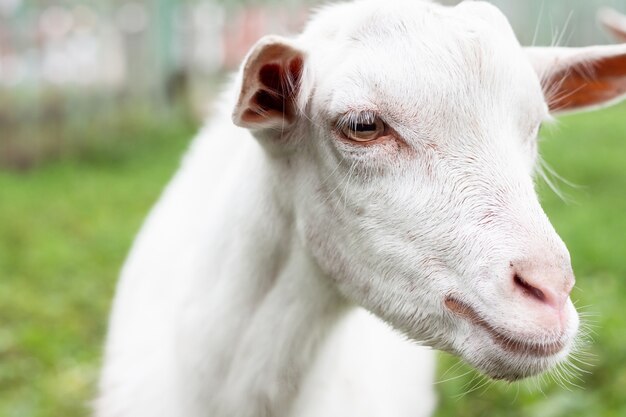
left=96, top=1, right=626, bottom=416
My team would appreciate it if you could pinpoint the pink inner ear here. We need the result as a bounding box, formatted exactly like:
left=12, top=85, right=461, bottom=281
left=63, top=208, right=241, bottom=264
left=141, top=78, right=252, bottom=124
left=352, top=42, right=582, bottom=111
left=241, top=57, right=303, bottom=125
left=546, top=54, right=626, bottom=112
left=259, top=63, right=283, bottom=91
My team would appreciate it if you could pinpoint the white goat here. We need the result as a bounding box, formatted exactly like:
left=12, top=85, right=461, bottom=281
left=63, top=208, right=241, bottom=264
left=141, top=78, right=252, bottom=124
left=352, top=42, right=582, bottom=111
left=96, top=1, right=626, bottom=416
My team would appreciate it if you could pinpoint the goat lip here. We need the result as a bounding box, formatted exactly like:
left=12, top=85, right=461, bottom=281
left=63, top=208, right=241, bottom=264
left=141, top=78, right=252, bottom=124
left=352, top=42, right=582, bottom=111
left=444, top=296, right=566, bottom=357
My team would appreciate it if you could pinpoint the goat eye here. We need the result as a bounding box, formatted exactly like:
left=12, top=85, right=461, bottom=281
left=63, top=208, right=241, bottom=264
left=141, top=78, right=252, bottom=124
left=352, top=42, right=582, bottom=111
left=341, top=118, right=385, bottom=142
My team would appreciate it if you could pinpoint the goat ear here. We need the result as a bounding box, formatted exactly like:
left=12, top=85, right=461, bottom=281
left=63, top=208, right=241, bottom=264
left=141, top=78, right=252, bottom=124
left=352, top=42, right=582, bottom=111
left=598, top=8, right=626, bottom=43
left=232, top=35, right=305, bottom=130
left=526, top=45, right=626, bottom=114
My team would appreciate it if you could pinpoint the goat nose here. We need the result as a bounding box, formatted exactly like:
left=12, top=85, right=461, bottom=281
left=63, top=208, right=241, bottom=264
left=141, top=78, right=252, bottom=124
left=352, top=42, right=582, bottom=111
left=510, top=260, right=574, bottom=312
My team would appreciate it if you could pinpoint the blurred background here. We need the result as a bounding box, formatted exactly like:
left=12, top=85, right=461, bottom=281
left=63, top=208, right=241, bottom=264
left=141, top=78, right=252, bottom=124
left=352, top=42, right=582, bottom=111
left=0, top=0, right=625, bottom=416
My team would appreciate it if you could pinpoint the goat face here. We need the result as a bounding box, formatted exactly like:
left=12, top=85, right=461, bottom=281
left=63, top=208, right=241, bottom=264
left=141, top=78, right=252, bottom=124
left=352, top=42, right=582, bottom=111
left=233, top=0, right=626, bottom=381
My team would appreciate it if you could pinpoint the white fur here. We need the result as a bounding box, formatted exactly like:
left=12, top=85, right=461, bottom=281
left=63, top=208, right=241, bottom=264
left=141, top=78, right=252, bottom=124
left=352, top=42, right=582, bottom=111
left=96, top=1, right=626, bottom=416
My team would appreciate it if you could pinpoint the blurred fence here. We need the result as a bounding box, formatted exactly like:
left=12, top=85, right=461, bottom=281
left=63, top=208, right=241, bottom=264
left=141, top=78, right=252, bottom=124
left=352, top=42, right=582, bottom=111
left=0, top=0, right=624, bottom=169
left=0, top=0, right=311, bottom=169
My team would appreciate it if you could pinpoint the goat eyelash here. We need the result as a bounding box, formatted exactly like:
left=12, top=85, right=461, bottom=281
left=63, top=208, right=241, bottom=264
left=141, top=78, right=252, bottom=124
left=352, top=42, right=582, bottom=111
left=335, top=110, right=379, bottom=130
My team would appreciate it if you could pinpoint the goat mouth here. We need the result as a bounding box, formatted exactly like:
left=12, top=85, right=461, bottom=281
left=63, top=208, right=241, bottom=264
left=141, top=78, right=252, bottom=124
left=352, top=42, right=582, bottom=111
left=444, top=296, right=565, bottom=357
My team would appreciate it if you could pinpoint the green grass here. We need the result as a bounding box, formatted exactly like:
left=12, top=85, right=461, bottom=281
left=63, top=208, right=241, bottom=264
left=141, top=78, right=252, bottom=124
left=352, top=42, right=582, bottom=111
left=0, top=118, right=195, bottom=417
left=0, top=104, right=625, bottom=416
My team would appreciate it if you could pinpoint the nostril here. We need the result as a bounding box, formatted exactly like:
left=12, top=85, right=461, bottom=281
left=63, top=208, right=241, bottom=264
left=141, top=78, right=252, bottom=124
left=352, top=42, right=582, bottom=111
left=513, top=273, right=546, bottom=303
left=509, top=259, right=574, bottom=312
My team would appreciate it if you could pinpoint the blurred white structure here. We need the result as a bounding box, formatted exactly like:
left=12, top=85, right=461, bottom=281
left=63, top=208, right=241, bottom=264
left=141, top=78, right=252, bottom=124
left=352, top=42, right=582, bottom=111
left=0, top=1, right=310, bottom=92
left=0, top=0, right=623, bottom=169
